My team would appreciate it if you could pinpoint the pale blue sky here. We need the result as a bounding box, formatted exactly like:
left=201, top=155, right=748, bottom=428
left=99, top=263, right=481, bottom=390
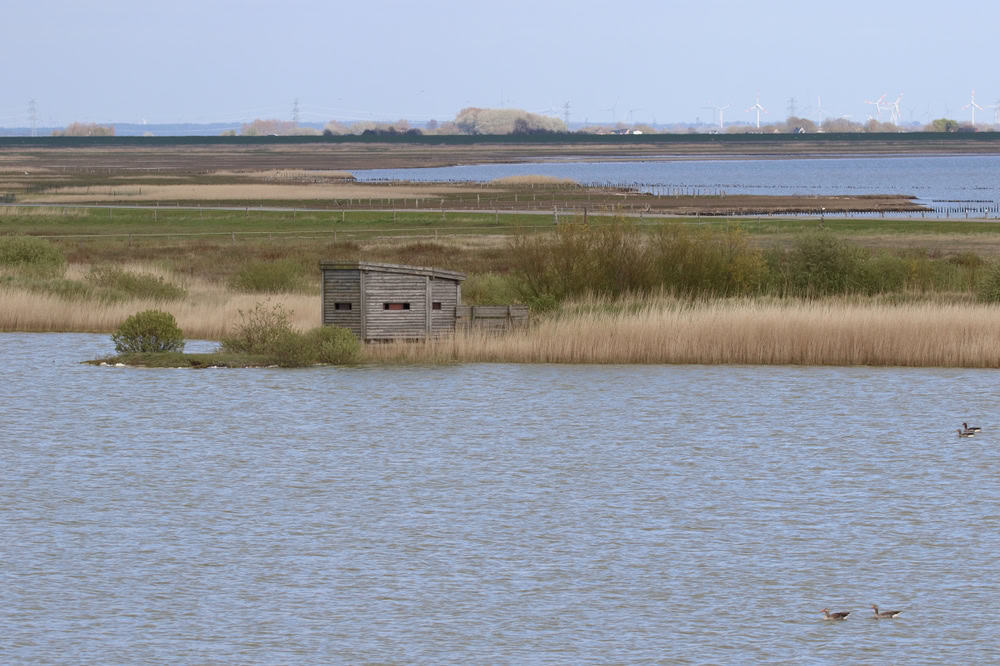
left=2, top=0, right=998, bottom=128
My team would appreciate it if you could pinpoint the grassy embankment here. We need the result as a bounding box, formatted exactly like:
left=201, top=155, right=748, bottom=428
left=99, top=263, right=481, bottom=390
left=4, top=169, right=1000, bottom=366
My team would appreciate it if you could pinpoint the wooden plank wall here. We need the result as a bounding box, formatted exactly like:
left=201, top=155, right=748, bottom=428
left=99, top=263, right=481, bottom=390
left=364, top=272, right=430, bottom=340
left=321, top=269, right=363, bottom=337
left=456, top=305, right=530, bottom=333
left=430, top=277, right=460, bottom=336
left=322, top=265, right=465, bottom=341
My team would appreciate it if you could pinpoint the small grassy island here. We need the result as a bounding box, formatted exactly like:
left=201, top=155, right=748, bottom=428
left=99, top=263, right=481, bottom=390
left=89, top=305, right=361, bottom=368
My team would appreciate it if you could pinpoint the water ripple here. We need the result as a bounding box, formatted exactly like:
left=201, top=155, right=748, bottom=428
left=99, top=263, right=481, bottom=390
left=2, top=334, right=999, bottom=663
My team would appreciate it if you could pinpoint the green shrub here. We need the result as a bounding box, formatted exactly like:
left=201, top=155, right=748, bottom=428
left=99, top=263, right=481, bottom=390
left=784, top=232, right=862, bottom=297
left=303, top=326, right=361, bottom=364
left=977, top=262, right=1000, bottom=303
left=87, top=265, right=186, bottom=302
left=856, top=253, right=908, bottom=295
left=651, top=225, right=767, bottom=297
left=220, top=302, right=361, bottom=366
left=112, top=310, right=185, bottom=353
left=228, top=259, right=307, bottom=293
left=3, top=275, right=93, bottom=301
left=220, top=301, right=296, bottom=354
left=0, top=235, right=65, bottom=277
left=949, top=252, right=985, bottom=269
left=463, top=272, right=522, bottom=305
left=511, top=222, right=768, bottom=303
left=264, top=329, right=316, bottom=367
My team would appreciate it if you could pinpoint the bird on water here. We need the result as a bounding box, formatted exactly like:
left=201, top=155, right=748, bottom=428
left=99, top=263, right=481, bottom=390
left=957, top=429, right=975, bottom=438
left=871, top=604, right=903, bottom=619
left=821, top=609, right=850, bottom=621
left=963, top=422, right=981, bottom=433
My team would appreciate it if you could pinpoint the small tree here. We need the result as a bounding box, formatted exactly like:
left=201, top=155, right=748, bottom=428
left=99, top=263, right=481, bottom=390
left=926, top=118, right=960, bottom=132
left=52, top=122, right=115, bottom=136
left=220, top=301, right=294, bottom=354
left=112, top=310, right=185, bottom=353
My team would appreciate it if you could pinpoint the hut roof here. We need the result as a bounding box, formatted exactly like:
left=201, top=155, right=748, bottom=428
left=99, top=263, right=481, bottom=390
left=320, top=261, right=466, bottom=282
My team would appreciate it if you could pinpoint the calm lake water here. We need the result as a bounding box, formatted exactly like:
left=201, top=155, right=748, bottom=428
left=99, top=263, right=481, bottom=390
left=355, top=154, right=1000, bottom=216
left=3, top=332, right=1000, bottom=663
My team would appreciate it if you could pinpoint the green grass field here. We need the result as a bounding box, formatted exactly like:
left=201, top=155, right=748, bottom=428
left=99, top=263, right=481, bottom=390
left=4, top=204, right=999, bottom=236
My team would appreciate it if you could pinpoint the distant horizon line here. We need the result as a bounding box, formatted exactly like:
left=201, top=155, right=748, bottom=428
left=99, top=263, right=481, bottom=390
left=0, top=117, right=939, bottom=134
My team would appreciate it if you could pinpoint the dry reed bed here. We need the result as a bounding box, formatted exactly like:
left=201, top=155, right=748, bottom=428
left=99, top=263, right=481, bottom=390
left=5, top=278, right=1000, bottom=366
left=366, top=299, right=1000, bottom=367
left=0, top=286, right=319, bottom=340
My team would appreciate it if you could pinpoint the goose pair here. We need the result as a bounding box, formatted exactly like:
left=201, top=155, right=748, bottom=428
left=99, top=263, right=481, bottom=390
left=821, top=605, right=903, bottom=621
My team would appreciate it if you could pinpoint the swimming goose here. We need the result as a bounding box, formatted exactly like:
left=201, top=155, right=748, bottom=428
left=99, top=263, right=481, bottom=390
left=963, top=422, right=981, bottom=433
left=957, top=429, right=975, bottom=438
left=871, top=604, right=902, bottom=619
left=821, top=608, right=850, bottom=621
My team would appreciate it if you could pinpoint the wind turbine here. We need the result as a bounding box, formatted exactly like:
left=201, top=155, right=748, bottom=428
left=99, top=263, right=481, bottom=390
left=814, top=96, right=827, bottom=127
left=963, top=89, right=984, bottom=126
left=864, top=93, right=887, bottom=122
left=888, top=93, right=904, bottom=125
left=989, top=100, right=1000, bottom=125
left=746, top=95, right=766, bottom=129
left=702, top=104, right=730, bottom=129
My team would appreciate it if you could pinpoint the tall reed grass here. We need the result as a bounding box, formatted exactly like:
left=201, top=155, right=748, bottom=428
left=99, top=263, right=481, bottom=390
left=364, top=296, right=1000, bottom=367
left=0, top=282, right=319, bottom=339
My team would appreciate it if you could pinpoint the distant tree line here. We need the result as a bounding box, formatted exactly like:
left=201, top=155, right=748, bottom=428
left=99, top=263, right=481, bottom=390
left=50, top=108, right=994, bottom=139
left=52, top=122, right=115, bottom=137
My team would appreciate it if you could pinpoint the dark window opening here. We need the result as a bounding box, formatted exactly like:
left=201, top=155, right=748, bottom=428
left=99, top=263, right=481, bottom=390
left=334, top=302, right=352, bottom=311
left=432, top=302, right=442, bottom=310
left=383, top=302, right=410, bottom=310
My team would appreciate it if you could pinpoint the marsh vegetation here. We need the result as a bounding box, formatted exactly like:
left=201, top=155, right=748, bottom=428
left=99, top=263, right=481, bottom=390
left=4, top=143, right=1000, bottom=366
